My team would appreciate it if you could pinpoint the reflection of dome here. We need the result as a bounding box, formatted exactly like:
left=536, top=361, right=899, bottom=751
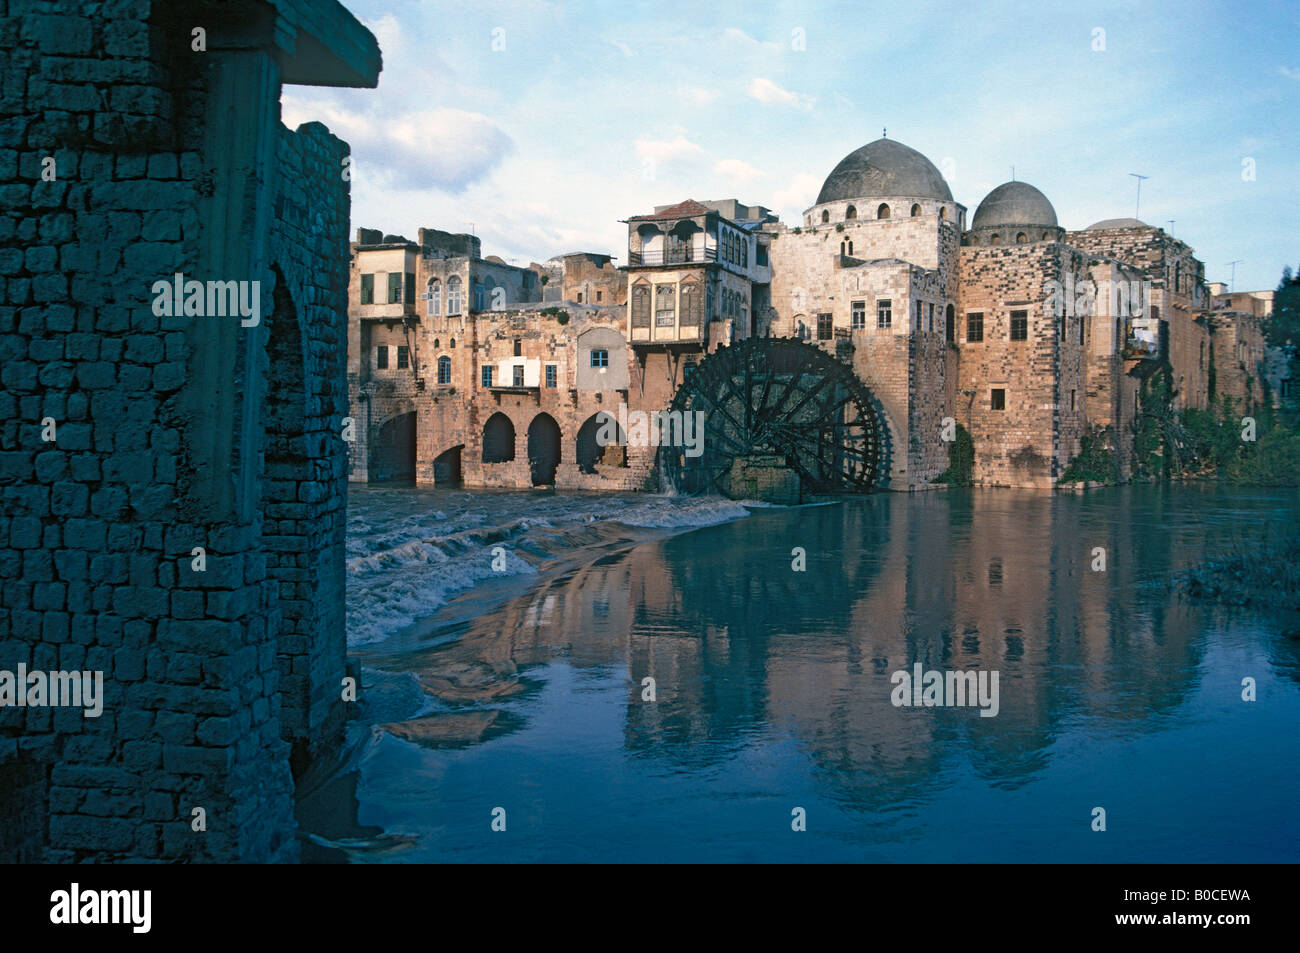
left=972, top=181, right=1057, bottom=229
left=816, top=138, right=953, bottom=204
left=1087, top=217, right=1147, bottom=230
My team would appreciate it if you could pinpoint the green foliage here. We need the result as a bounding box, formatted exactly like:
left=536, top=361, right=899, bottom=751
left=1223, top=424, right=1300, bottom=486
left=1060, top=426, right=1117, bottom=483
left=934, top=423, right=974, bottom=485
left=1263, top=264, right=1300, bottom=349
left=540, top=306, right=570, bottom=325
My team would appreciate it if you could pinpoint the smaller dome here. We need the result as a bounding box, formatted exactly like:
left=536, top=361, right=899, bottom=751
left=971, top=181, right=1057, bottom=229
left=1086, top=217, right=1148, bottom=230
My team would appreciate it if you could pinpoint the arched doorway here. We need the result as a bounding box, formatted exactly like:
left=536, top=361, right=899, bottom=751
left=482, top=413, right=515, bottom=463
left=369, top=411, right=416, bottom=482
left=527, top=413, right=561, bottom=485
left=576, top=412, right=626, bottom=474
left=433, top=445, right=463, bottom=486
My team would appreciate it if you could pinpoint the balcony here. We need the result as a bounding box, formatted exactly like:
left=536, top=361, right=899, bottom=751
left=628, top=247, right=718, bottom=267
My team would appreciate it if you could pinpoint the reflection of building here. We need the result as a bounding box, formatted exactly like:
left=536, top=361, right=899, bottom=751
left=347, top=139, right=1279, bottom=490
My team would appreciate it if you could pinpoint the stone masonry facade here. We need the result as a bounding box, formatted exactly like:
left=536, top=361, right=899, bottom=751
left=0, top=0, right=379, bottom=862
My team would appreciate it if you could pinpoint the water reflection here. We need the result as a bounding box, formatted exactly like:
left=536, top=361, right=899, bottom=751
left=303, top=486, right=1300, bottom=861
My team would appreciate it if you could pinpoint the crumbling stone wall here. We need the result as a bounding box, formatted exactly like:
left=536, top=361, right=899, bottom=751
left=0, top=0, right=378, bottom=862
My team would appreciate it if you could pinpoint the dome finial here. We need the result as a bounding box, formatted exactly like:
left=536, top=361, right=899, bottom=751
left=882, top=126, right=887, bottom=138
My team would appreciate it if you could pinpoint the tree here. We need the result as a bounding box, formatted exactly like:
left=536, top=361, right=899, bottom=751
left=1264, top=263, right=1300, bottom=348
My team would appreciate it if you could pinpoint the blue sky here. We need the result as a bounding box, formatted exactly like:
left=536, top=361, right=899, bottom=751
left=282, top=0, right=1299, bottom=292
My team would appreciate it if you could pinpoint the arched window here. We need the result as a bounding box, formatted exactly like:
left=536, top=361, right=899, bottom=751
left=821, top=210, right=830, bottom=224
left=841, top=241, right=847, bottom=256
left=631, top=281, right=650, bottom=329
left=450, top=338, right=455, bottom=348
left=877, top=203, right=891, bottom=220
left=910, top=204, right=921, bottom=217
left=1016, top=232, right=1027, bottom=244
left=437, top=355, right=451, bottom=384
left=990, top=233, right=1001, bottom=245
left=969, top=234, right=979, bottom=246
left=446, top=275, right=462, bottom=315
left=426, top=278, right=440, bottom=316
left=741, top=239, right=747, bottom=267
left=847, top=240, right=853, bottom=256
left=1041, top=231, right=1050, bottom=241
left=939, top=207, right=947, bottom=221
left=846, top=205, right=857, bottom=220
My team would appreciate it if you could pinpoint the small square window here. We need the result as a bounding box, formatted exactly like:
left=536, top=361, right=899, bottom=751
left=851, top=301, right=866, bottom=330
left=397, top=346, right=409, bottom=369
left=877, top=299, right=892, bottom=330
left=596, top=291, right=603, bottom=302
left=591, top=349, right=609, bottom=368
left=817, top=313, right=833, bottom=340
left=991, top=388, right=1006, bottom=410
left=967, top=313, right=984, bottom=342
left=387, top=273, right=402, bottom=304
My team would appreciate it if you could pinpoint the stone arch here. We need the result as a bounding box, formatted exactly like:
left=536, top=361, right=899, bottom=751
left=433, top=444, right=464, bottom=486
left=939, top=207, right=947, bottom=220
left=821, top=209, right=830, bottom=223
left=482, top=412, right=515, bottom=463
left=577, top=412, right=627, bottom=474
left=910, top=203, right=921, bottom=217
left=845, top=205, right=857, bottom=220
left=990, top=233, right=1001, bottom=245
left=877, top=203, right=891, bottom=220
left=1016, top=232, right=1027, bottom=243
left=527, top=413, right=562, bottom=485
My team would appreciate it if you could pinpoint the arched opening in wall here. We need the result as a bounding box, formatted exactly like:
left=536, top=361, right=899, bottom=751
left=527, top=413, right=561, bottom=485
left=990, top=233, right=1001, bottom=245
left=969, top=234, right=979, bottom=246
left=821, top=210, right=830, bottom=224
left=369, top=412, right=416, bottom=482
left=433, top=445, right=464, bottom=486
left=576, top=412, right=628, bottom=474
left=945, top=304, right=955, bottom=344
left=877, top=203, right=891, bottom=220
left=482, top=413, right=515, bottom=463
left=845, top=205, right=857, bottom=220
left=910, top=204, right=922, bottom=217
left=1041, top=231, right=1050, bottom=241
left=939, top=207, right=947, bottom=220
left=847, top=240, right=853, bottom=256
left=1016, top=232, right=1027, bottom=244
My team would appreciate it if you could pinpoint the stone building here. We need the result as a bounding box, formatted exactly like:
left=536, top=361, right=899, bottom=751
left=348, top=137, right=1276, bottom=495
left=1, top=0, right=379, bottom=861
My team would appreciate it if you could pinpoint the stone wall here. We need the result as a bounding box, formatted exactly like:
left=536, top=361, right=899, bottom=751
left=0, top=0, right=378, bottom=862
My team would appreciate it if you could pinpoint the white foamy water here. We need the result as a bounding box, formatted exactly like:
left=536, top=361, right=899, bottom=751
left=345, top=486, right=753, bottom=647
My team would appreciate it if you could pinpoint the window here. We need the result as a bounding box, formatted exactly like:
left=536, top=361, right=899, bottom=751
left=655, top=285, right=675, bottom=327
left=741, top=240, right=747, bottom=267
left=680, top=280, right=703, bottom=327
left=967, top=312, right=984, bottom=342
left=847, top=240, right=853, bottom=256
left=545, top=364, right=557, bottom=388
left=817, top=313, right=833, bottom=340
left=877, top=299, right=892, bottom=330
left=1010, top=310, right=1028, bottom=341
left=591, top=349, right=609, bottom=368
left=1151, top=305, right=1160, bottom=322
left=482, top=365, right=493, bottom=388
left=404, top=272, right=415, bottom=305
left=821, top=210, right=830, bottom=224
left=990, top=233, right=1001, bottom=245
left=596, top=291, right=603, bottom=302
left=1071, top=389, right=1077, bottom=412
left=446, top=275, right=462, bottom=315
left=375, top=345, right=388, bottom=369
left=927, top=302, right=934, bottom=332
left=437, top=355, right=451, bottom=384
left=1200, top=341, right=1206, bottom=369
left=1016, top=233, right=1027, bottom=244
left=911, top=203, right=921, bottom=217
left=397, top=345, right=409, bottom=369
left=877, top=203, right=890, bottom=220
left=991, top=388, right=1006, bottom=410
left=915, top=300, right=924, bottom=331
left=450, top=338, right=455, bottom=348
left=387, top=272, right=402, bottom=304
left=513, top=365, right=524, bottom=387
left=939, top=207, right=947, bottom=221
left=846, top=205, right=857, bottom=220
left=426, top=279, right=440, bottom=316
left=631, top=283, right=650, bottom=329
left=945, top=304, right=955, bottom=343
left=513, top=338, right=522, bottom=357
left=360, top=273, right=374, bottom=305
left=852, top=300, right=866, bottom=330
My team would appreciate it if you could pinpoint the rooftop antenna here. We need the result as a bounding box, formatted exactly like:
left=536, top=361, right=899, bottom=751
left=468, top=222, right=476, bottom=237
left=1166, top=219, right=1175, bottom=236
left=1011, top=165, right=1015, bottom=181
left=1129, top=173, right=1148, bottom=220
left=1226, top=260, right=1243, bottom=292
left=882, top=127, right=887, bottom=138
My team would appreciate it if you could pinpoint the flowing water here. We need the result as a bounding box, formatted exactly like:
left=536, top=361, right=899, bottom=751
left=299, top=484, right=1300, bottom=863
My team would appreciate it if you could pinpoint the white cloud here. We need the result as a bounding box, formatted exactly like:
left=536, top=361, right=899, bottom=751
left=610, top=39, right=634, bottom=57
left=714, top=158, right=761, bottom=181
left=723, top=27, right=784, bottom=54
left=748, top=77, right=814, bottom=111
left=680, top=85, right=720, bottom=106
left=635, top=134, right=707, bottom=164
left=282, top=98, right=513, bottom=193
left=1280, top=66, right=1300, bottom=80
left=769, top=172, right=822, bottom=218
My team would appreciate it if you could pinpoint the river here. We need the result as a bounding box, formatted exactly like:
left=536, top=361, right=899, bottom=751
left=297, top=484, right=1300, bottom=862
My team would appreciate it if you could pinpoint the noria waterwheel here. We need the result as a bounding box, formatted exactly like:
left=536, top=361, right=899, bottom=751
left=663, top=336, right=885, bottom=496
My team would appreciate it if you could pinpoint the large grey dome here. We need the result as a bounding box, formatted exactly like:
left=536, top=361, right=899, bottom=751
left=816, top=138, right=953, bottom=204
left=972, top=181, right=1057, bottom=229
left=1087, top=217, right=1147, bottom=230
